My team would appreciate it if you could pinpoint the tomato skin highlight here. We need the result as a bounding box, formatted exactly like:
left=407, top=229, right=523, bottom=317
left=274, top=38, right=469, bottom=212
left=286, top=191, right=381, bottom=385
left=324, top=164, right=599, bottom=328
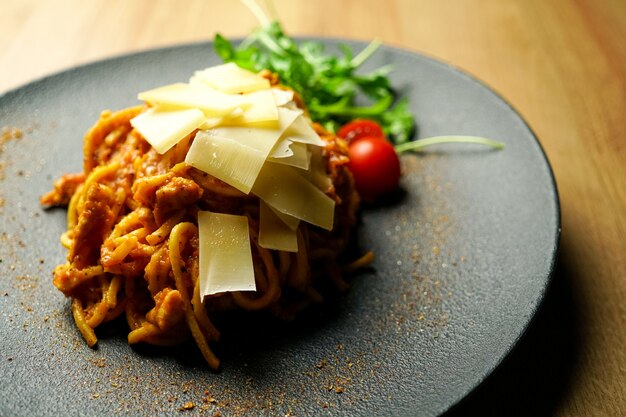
left=347, top=136, right=401, bottom=201
left=337, top=119, right=385, bottom=143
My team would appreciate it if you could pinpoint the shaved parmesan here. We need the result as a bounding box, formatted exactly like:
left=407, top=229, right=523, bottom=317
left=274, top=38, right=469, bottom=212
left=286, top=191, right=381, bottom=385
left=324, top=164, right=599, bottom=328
left=190, top=63, right=270, bottom=94
left=220, top=89, right=279, bottom=128
left=199, top=116, right=226, bottom=130
left=268, top=138, right=294, bottom=159
left=198, top=211, right=256, bottom=297
left=252, top=162, right=335, bottom=231
left=130, top=106, right=205, bottom=154
left=210, top=106, right=300, bottom=152
left=185, top=131, right=265, bottom=194
left=268, top=206, right=301, bottom=231
left=185, top=107, right=302, bottom=193
left=268, top=141, right=311, bottom=170
left=299, top=146, right=333, bottom=192
left=258, top=201, right=298, bottom=252
left=271, top=88, right=294, bottom=106
left=282, top=115, right=326, bottom=147
left=137, top=83, right=249, bottom=117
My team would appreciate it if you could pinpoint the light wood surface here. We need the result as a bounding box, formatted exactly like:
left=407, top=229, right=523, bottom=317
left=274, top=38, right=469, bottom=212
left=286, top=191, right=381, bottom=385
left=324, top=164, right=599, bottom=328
left=2, top=0, right=625, bottom=415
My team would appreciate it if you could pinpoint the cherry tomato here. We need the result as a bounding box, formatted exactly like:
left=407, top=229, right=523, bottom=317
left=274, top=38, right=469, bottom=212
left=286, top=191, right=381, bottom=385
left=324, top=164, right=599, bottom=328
left=347, top=136, right=401, bottom=201
left=337, top=119, right=385, bottom=143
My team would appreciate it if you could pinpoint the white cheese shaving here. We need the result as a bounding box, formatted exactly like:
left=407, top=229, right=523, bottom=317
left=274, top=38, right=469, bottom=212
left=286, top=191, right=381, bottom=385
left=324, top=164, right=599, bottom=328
left=219, top=89, right=280, bottom=128
left=252, top=161, right=335, bottom=231
left=190, top=62, right=271, bottom=94
left=267, top=206, right=301, bottom=231
left=137, top=83, right=249, bottom=117
left=186, top=108, right=301, bottom=194
left=198, top=210, right=256, bottom=297
left=258, top=201, right=298, bottom=252
left=268, top=137, right=294, bottom=159
left=281, top=115, right=326, bottom=147
left=130, top=106, right=205, bottom=154
left=271, top=88, right=295, bottom=106
left=186, top=131, right=265, bottom=194
left=268, top=141, right=311, bottom=170
left=210, top=107, right=301, bottom=151
left=297, top=145, right=333, bottom=192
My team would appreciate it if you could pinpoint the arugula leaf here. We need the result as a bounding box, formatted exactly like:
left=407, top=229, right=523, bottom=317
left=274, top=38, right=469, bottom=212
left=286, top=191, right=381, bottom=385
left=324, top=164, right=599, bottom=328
left=381, top=98, right=415, bottom=144
left=213, top=21, right=415, bottom=144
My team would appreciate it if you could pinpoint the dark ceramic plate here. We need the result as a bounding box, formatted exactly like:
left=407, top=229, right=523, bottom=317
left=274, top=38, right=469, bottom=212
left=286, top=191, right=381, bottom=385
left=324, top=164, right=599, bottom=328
left=0, top=40, right=559, bottom=416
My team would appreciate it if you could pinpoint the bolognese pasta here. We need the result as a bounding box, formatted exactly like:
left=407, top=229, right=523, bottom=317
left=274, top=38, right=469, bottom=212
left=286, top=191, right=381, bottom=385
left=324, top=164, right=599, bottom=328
left=41, top=64, right=368, bottom=369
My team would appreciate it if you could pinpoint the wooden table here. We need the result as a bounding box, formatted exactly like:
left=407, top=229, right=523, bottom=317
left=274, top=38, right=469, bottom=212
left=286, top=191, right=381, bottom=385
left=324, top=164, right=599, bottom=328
left=2, top=0, right=625, bottom=415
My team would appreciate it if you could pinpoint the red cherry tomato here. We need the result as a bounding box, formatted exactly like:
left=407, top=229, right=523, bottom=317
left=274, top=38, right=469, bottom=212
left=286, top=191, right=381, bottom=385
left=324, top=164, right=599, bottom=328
left=337, top=119, right=385, bottom=143
left=347, top=136, right=401, bottom=201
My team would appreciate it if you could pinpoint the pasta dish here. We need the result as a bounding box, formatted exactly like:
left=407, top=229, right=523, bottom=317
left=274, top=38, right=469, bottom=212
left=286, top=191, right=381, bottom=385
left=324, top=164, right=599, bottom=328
left=41, top=65, right=366, bottom=369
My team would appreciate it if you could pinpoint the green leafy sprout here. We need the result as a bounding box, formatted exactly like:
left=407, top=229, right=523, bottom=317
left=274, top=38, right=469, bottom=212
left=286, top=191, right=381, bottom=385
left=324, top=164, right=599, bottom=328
left=213, top=3, right=415, bottom=144
left=214, top=0, right=504, bottom=153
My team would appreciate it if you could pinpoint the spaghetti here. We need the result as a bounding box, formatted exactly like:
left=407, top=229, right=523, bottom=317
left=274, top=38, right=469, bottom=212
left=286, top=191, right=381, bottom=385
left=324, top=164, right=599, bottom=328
left=41, top=80, right=364, bottom=369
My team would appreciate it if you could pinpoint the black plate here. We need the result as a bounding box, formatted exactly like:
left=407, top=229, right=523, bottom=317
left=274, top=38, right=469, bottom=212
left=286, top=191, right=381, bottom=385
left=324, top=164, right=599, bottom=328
left=0, top=40, right=559, bottom=416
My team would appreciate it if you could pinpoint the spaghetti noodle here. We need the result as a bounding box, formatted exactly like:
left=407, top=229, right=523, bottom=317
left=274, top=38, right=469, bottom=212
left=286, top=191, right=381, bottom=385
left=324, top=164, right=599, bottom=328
left=41, top=78, right=364, bottom=369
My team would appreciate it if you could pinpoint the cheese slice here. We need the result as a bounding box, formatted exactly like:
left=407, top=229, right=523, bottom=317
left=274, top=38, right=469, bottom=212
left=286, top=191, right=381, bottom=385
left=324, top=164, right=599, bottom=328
left=198, top=210, right=256, bottom=297
left=186, top=131, right=265, bottom=194
left=299, top=146, right=333, bottom=192
left=190, top=63, right=270, bottom=94
left=268, top=138, right=294, bottom=159
left=198, top=108, right=248, bottom=130
left=252, top=162, right=335, bottom=230
left=272, top=88, right=294, bottom=106
left=138, top=83, right=249, bottom=117
left=219, top=89, right=280, bottom=128
left=268, top=206, right=301, bottom=231
left=282, top=115, right=326, bottom=147
left=259, top=201, right=298, bottom=252
left=185, top=108, right=300, bottom=194
left=269, top=141, right=311, bottom=170
left=130, top=106, right=205, bottom=154
left=199, top=116, right=226, bottom=130
left=211, top=106, right=300, bottom=151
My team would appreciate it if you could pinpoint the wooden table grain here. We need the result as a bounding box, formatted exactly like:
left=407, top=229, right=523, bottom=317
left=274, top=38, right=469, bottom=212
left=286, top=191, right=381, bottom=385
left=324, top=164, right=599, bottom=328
left=2, top=0, right=625, bottom=415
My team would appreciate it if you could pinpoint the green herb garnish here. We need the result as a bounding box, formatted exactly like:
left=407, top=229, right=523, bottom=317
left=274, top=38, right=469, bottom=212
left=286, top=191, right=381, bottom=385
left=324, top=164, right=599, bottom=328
left=213, top=1, right=415, bottom=144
